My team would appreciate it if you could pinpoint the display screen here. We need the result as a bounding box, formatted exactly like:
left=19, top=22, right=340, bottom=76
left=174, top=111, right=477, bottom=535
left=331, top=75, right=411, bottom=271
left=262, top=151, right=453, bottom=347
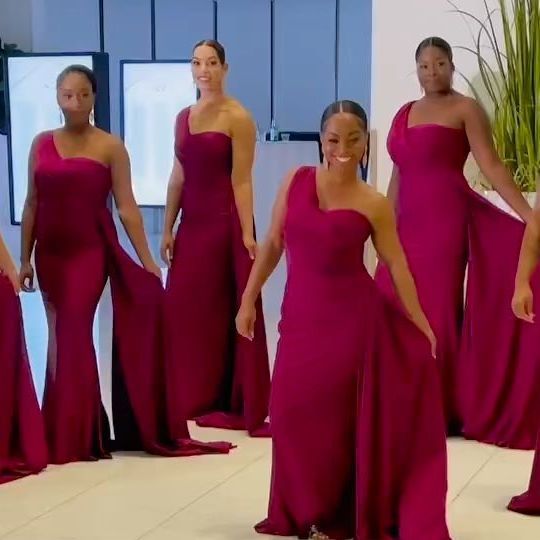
left=121, top=61, right=196, bottom=207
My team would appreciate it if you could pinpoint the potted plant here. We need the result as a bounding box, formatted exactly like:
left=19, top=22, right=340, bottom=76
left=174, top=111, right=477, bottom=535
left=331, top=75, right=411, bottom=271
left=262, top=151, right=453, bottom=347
left=450, top=0, right=540, bottom=216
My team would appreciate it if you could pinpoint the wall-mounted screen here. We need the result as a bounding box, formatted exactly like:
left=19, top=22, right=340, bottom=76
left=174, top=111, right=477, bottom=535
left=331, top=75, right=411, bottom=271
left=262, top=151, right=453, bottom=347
left=121, top=60, right=197, bottom=207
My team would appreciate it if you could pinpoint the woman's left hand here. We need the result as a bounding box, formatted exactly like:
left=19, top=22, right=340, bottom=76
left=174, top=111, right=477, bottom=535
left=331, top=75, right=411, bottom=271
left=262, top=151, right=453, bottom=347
left=145, top=261, right=162, bottom=281
left=243, top=234, right=257, bottom=260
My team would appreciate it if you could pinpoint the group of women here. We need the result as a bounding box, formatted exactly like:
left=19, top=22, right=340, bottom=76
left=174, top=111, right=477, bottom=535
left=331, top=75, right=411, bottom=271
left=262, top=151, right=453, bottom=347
left=1, top=35, right=540, bottom=539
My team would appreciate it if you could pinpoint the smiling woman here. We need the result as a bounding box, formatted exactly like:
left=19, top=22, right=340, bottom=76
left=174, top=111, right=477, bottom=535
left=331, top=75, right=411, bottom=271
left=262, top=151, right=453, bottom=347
left=162, top=39, right=271, bottom=438
left=236, top=99, right=450, bottom=539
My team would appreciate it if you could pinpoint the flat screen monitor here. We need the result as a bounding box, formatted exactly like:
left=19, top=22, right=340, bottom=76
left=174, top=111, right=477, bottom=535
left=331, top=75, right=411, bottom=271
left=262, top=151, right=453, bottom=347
left=4, top=52, right=109, bottom=224
left=120, top=60, right=197, bottom=207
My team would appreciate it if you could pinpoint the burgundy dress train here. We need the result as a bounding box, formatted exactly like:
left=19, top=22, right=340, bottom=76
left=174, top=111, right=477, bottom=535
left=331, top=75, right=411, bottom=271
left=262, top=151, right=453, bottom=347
left=375, top=102, right=540, bottom=449
left=0, top=275, right=47, bottom=483
left=34, top=132, right=233, bottom=465
left=256, top=167, right=450, bottom=540
left=165, top=108, right=270, bottom=437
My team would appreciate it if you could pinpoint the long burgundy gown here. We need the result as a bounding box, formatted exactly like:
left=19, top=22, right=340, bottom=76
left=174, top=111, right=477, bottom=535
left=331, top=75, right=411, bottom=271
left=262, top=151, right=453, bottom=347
left=33, top=132, right=233, bottom=465
left=0, top=275, right=47, bottom=483
left=256, top=166, right=450, bottom=540
left=164, top=108, right=270, bottom=437
left=375, top=101, right=540, bottom=449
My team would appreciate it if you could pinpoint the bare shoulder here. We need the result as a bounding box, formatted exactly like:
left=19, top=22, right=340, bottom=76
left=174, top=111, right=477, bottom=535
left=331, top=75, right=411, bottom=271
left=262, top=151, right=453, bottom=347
left=228, top=100, right=255, bottom=127
left=456, top=94, right=485, bottom=117
left=97, top=128, right=120, bottom=146
left=357, top=183, right=394, bottom=224
left=99, top=130, right=127, bottom=157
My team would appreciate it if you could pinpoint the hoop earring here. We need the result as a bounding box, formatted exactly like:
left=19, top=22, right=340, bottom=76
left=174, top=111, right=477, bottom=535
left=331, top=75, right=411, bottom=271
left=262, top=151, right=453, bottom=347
left=59, top=108, right=64, bottom=126
left=90, top=110, right=95, bottom=125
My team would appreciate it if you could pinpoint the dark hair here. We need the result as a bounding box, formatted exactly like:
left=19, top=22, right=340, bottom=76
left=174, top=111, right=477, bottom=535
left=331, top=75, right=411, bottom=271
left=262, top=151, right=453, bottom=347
left=192, top=39, right=226, bottom=64
left=56, top=65, right=97, bottom=93
left=320, top=100, right=368, bottom=132
left=415, top=37, right=453, bottom=63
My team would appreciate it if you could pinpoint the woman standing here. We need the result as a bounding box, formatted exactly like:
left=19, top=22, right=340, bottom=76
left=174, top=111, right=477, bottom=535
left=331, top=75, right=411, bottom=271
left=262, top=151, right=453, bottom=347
left=375, top=37, right=540, bottom=449
left=507, top=210, right=540, bottom=514
left=0, top=232, right=47, bottom=483
left=20, top=65, right=233, bottom=464
left=237, top=100, right=450, bottom=539
left=162, top=40, right=270, bottom=437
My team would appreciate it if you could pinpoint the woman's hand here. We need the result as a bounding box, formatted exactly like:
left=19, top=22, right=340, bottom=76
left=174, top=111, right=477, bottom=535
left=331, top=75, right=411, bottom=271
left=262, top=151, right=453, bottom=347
left=236, top=300, right=256, bottom=340
left=160, top=231, right=175, bottom=267
left=19, top=262, right=35, bottom=292
left=243, top=234, right=257, bottom=260
left=512, top=281, right=535, bottom=323
left=145, top=261, right=162, bottom=281
left=424, top=325, right=437, bottom=359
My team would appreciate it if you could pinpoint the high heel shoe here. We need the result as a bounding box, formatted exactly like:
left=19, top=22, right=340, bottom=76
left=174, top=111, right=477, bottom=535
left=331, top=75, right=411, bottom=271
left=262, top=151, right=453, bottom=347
left=309, top=525, right=331, bottom=540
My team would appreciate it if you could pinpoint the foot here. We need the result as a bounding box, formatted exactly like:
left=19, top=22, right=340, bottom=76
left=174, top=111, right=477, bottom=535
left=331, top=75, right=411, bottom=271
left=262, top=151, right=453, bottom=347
left=309, top=525, right=332, bottom=539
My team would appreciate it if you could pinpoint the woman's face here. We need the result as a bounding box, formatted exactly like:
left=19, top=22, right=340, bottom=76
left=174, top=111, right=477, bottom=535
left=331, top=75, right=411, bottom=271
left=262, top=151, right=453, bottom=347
left=321, top=112, right=368, bottom=171
left=416, top=46, right=453, bottom=94
left=191, top=45, right=227, bottom=92
left=57, top=72, right=95, bottom=125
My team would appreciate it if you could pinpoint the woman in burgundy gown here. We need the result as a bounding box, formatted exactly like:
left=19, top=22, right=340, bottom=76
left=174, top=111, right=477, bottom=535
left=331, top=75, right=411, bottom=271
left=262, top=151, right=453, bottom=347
left=237, top=101, right=450, bottom=539
left=19, top=65, right=233, bottom=465
left=375, top=37, right=540, bottom=449
left=0, top=232, right=47, bottom=483
left=507, top=206, right=540, bottom=514
left=162, top=40, right=270, bottom=437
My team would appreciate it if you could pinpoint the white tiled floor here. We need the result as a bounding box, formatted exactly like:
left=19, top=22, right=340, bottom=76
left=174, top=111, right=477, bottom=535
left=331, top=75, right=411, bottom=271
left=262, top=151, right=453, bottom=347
left=1, top=429, right=539, bottom=540
left=10, top=253, right=540, bottom=540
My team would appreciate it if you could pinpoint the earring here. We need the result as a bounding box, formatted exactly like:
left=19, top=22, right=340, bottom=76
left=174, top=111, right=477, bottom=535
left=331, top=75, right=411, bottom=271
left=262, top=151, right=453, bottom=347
left=90, top=110, right=95, bottom=125
left=59, top=108, right=64, bottom=126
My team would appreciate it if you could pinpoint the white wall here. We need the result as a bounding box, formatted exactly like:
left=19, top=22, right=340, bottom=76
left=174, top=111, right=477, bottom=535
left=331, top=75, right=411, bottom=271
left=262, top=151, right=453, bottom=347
left=370, top=0, right=500, bottom=194
left=0, top=0, right=33, bottom=50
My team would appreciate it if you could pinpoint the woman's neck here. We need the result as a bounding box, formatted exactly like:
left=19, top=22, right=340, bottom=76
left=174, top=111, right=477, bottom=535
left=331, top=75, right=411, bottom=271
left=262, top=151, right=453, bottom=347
left=423, top=88, right=454, bottom=101
left=326, top=166, right=358, bottom=186
left=62, top=122, right=92, bottom=136
left=198, top=88, right=226, bottom=106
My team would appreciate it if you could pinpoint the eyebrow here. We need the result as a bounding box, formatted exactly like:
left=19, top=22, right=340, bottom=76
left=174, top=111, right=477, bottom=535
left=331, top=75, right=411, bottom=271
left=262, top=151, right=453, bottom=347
left=192, top=56, right=218, bottom=61
left=327, top=130, right=362, bottom=136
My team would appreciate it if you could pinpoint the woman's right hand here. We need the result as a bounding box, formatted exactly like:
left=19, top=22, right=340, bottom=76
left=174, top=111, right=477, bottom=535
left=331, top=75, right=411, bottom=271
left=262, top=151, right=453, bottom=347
left=236, top=300, right=256, bottom=341
left=425, top=327, right=437, bottom=359
left=19, top=262, right=35, bottom=292
left=512, top=281, right=535, bottom=323
left=415, top=318, right=437, bottom=359
left=160, top=232, right=175, bottom=267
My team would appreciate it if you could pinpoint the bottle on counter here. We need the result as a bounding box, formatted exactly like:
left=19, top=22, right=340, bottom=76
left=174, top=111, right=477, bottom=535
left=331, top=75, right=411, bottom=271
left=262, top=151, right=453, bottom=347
left=269, top=118, right=279, bottom=141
